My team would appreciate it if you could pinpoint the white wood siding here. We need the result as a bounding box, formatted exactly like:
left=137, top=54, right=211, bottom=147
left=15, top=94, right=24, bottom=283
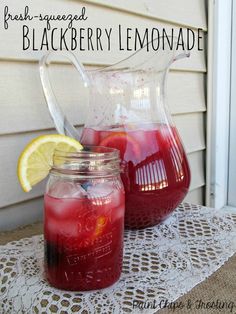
left=0, top=0, right=207, bottom=230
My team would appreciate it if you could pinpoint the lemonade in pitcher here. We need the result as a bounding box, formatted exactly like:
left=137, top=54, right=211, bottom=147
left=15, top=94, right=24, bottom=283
left=81, top=123, right=190, bottom=229
left=39, top=38, right=191, bottom=229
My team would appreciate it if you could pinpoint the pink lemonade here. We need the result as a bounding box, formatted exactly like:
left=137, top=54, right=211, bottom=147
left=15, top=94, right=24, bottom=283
left=44, top=182, right=125, bottom=291
left=81, top=123, right=191, bottom=229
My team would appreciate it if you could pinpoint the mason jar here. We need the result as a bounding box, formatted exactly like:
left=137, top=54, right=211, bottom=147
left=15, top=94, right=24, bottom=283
left=44, top=146, right=125, bottom=291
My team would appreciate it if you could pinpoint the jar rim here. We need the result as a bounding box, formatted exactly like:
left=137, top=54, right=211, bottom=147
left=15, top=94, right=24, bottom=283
left=54, top=145, right=120, bottom=161
left=51, top=145, right=121, bottom=178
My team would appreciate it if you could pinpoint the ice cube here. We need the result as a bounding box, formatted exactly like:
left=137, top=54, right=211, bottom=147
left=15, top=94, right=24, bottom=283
left=87, top=182, right=113, bottom=199
left=45, top=194, right=85, bottom=221
left=113, top=205, right=125, bottom=221
left=49, top=181, right=87, bottom=199
left=112, top=189, right=124, bottom=208
left=87, top=182, right=113, bottom=209
left=87, top=182, right=124, bottom=211
left=46, top=218, right=79, bottom=238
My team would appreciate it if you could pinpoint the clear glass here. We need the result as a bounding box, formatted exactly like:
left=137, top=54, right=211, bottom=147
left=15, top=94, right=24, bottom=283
left=40, top=38, right=191, bottom=229
left=44, top=146, right=125, bottom=291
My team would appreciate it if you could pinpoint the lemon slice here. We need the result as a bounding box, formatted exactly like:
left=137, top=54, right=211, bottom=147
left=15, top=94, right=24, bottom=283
left=17, top=134, right=83, bottom=192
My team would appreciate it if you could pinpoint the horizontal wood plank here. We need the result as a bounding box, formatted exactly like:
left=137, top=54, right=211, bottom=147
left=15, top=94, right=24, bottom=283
left=0, top=61, right=206, bottom=134
left=0, top=0, right=206, bottom=71
left=189, top=150, right=205, bottom=191
left=173, top=113, right=205, bottom=153
left=82, top=0, right=207, bottom=31
left=184, top=186, right=204, bottom=204
left=0, top=197, right=43, bottom=231
left=168, top=72, right=206, bottom=115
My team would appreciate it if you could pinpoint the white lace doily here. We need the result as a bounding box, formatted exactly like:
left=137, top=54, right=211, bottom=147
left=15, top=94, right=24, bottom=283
left=1, top=203, right=236, bottom=314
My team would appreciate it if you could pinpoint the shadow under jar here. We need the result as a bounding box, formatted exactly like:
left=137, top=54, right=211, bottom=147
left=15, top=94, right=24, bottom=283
left=44, top=146, right=125, bottom=291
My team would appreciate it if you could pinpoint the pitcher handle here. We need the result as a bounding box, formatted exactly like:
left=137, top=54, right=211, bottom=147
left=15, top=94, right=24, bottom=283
left=39, top=51, right=90, bottom=139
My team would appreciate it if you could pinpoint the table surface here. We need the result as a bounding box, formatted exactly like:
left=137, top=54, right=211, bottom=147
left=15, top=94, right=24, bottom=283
left=0, top=222, right=235, bottom=314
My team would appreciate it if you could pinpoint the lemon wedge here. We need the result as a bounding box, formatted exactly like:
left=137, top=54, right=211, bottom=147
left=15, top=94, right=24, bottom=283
left=17, top=134, right=83, bottom=192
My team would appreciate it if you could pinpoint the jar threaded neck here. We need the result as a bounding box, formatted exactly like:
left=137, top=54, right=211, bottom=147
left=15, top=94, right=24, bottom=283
left=51, top=146, right=121, bottom=178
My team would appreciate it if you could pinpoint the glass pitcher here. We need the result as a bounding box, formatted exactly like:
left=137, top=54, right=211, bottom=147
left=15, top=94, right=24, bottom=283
left=39, top=38, right=191, bottom=229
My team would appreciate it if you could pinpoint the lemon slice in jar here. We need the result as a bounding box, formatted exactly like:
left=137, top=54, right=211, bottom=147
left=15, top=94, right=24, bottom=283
left=17, top=134, right=83, bottom=192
